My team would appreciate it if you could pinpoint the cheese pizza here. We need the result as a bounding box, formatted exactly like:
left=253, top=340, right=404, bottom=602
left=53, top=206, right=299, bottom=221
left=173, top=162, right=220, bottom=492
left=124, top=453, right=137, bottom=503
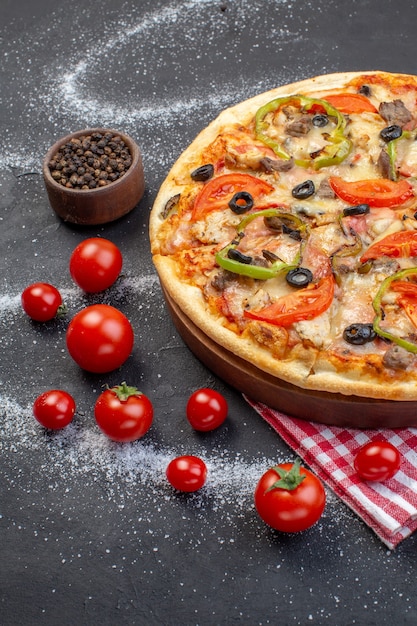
left=150, top=71, right=417, bottom=401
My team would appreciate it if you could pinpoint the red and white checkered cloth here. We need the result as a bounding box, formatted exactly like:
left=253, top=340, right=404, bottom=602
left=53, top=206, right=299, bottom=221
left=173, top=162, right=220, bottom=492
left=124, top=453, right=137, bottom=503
left=245, top=397, right=417, bottom=549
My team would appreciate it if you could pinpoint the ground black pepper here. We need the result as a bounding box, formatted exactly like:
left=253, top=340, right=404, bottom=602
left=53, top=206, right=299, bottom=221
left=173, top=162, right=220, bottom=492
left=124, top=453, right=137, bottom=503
left=48, top=132, right=132, bottom=189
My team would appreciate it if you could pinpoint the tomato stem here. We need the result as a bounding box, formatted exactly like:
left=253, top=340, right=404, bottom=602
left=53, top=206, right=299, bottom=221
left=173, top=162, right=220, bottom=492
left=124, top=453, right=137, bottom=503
left=56, top=303, right=68, bottom=317
left=265, top=459, right=306, bottom=492
left=109, top=381, right=143, bottom=402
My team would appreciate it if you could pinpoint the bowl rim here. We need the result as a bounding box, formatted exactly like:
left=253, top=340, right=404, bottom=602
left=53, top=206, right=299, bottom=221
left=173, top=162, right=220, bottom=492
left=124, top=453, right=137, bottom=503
left=42, top=127, right=142, bottom=195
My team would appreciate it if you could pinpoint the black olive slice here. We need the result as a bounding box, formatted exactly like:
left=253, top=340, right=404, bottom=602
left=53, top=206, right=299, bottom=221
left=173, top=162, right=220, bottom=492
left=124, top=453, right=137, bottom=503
left=286, top=267, right=313, bottom=287
left=343, top=323, right=376, bottom=345
left=227, top=248, right=253, bottom=264
left=343, top=203, right=370, bottom=217
left=282, top=224, right=302, bottom=241
left=380, top=125, right=402, bottom=143
left=291, top=180, right=315, bottom=200
left=358, top=84, right=371, bottom=97
left=312, top=114, right=329, bottom=128
left=228, top=191, right=254, bottom=214
left=190, top=163, right=214, bottom=182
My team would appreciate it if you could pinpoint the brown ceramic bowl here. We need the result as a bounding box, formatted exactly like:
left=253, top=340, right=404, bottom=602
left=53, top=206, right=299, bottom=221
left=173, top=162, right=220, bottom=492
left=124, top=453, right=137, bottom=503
left=42, top=128, right=145, bottom=225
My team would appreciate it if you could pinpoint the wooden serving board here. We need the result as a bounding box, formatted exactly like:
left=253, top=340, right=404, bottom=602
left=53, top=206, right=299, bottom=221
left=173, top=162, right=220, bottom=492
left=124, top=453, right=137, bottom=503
left=161, top=286, right=417, bottom=429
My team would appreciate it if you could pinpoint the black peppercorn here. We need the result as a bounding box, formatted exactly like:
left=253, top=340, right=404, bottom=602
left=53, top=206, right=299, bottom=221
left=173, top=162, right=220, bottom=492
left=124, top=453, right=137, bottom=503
left=48, top=132, right=132, bottom=189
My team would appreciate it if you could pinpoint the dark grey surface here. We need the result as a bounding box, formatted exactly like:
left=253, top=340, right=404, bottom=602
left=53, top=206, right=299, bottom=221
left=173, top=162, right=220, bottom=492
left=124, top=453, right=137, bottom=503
left=1, top=1, right=417, bottom=624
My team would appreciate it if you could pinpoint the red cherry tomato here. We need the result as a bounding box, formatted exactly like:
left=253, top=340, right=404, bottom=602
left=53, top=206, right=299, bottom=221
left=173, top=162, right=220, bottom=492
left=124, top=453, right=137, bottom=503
left=33, top=390, right=76, bottom=429
left=66, top=304, right=134, bottom=373
left=186, top=388, right=228, bottom=431
left=254, top=460, right=326, bottom=533
left=69, top=237, right=123, bottom=293
left=94, top=382, right=153, bottom=443
left=354, top=441, right=401, bottom=481
left=166, top=455, right=207, bottom=492
left=21, top=282, right=64, bottom=322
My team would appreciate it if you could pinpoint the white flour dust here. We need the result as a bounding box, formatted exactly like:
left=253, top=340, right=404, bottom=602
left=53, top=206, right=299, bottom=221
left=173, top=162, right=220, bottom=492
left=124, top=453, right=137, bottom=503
left=0, top=0, right=340, bottom=537
left=0, top=0, right=312, bottom=173
left=0, top=272, right=284, bottom=525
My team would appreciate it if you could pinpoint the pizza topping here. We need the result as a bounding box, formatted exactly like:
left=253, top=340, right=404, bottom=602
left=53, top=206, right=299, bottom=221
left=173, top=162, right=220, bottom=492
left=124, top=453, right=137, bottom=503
left=244, top=275, right=335, bottom=327
left=228, top=191, right=254, bottom=214
left=291, top=179, right=315, bottom=200
left=191, top=163, right=214, bottom=182
left=263, top=210, right=308, bottom=239
left=343, top=203, right=370, bottom=217
left=286, top=115, right=313, bottom=137
left=254, top=94, right=352, bottom=170
left=321, top=92, right=378, bottom=114
left=191, top=173, right=274, bottom=221
left=216, top=240, right=295, bottom=280
left=358, top=84, right=372, bottom=97
left=380, top=124, right=403, bottom=143
left=382, top=344, right=414, bottom=370
left=259, top=156, right=294, bottom=173
left=286, top=267, right=313, bottom=288
left=360, top=230, right=417, bottom=262
left=161, top=193, right=180, bottom=219
left=312, top=114, right=329, bottom=128
left=227, top=248, right=253, bottom=265
left=379, top=100, right=413, bottom=127
left=373, top=267, right=417, bottom=353
left=343, top=323, right=376, bottom=345
left=377, top=148, right=394, bottom=180
left=329, top=176, right=414, bottom=207
left=316, top=178, right=336, bottom=199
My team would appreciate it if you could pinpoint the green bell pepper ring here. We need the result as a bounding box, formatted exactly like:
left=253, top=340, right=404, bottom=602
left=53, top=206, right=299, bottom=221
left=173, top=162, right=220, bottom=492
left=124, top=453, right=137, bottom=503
left=215, top=208, right=304, bottom=279
left=386, top=130, right=411, bottom=182
left=254, top=94, right=352, bottom=170
left=372, top=266, right=417, bottom=353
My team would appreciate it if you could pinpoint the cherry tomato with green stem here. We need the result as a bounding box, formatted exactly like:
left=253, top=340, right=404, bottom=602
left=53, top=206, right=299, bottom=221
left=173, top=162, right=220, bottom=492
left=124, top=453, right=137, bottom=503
left=33, top=390, right=76, bottom=429
left=254, top=460, right=326, bottom=533
left=94, top=382, right=153, bottom=443
left=66, top=304, right=134, bottom=373
left=186, top=388, right=228, bottom=431
left=354, top=441, right=401, bottom=481
left=166, top=455, right=207, bottom=492
left=69, top=237, right=123, bottom=293
left=21, top=282, right=65, bottom=322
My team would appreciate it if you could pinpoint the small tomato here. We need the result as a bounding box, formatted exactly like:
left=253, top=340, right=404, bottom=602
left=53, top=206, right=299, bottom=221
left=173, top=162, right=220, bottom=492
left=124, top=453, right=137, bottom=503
left=186, top=388, right=228, bottom=431
left=21, top=282, right=64, bottom=322
left=33, top=390, right=76, bottom=430
left=166, top=455, right=207, bottom=492
left=354, top=441, right=401, bottom=481
left=94, top=382, right=153, bottom=443
left=69, top=237, right=123, bottom=293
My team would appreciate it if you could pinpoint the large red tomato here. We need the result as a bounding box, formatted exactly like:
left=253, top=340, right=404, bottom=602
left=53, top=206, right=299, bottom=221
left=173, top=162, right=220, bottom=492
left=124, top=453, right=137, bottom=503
left=254, top=460, right=326, bottom=533
left=66, top=304, right=134, bottom=373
